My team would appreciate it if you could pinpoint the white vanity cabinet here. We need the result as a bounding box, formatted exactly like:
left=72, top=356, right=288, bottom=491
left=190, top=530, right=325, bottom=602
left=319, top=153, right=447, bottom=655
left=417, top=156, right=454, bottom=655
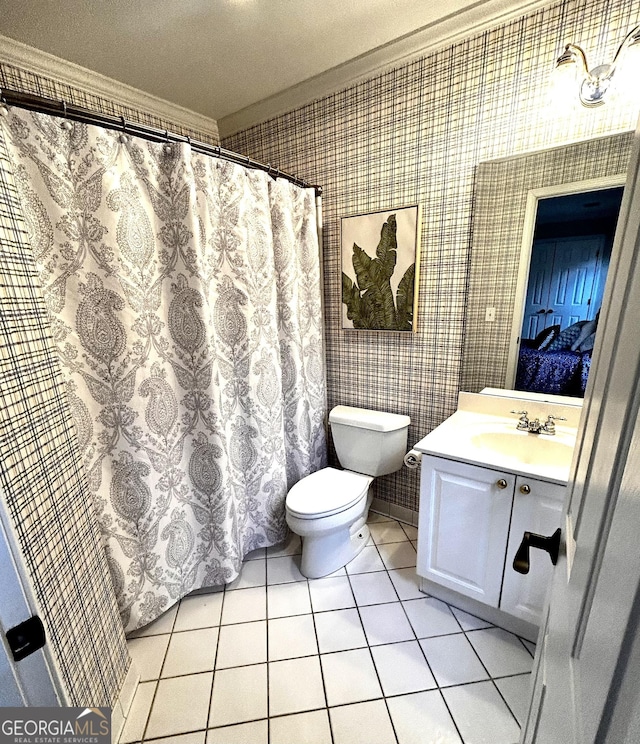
left=417, top=454, right=565, bottom=628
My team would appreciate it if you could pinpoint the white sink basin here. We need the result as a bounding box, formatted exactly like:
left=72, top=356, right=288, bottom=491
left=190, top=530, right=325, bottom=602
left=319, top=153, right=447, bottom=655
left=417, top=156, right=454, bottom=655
left=471, top=430, right=575, bottom=466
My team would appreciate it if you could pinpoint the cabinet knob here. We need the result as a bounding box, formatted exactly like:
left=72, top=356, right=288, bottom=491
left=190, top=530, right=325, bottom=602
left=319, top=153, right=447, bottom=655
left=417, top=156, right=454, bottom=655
left=519, top=484, right=531, bottom=494
left=496, top=479, right=508, bottom=489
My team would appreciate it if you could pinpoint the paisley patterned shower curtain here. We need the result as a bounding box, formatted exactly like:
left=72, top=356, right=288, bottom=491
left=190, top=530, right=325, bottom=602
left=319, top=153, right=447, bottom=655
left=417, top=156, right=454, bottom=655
left=1, top=109, right=326, bottom=632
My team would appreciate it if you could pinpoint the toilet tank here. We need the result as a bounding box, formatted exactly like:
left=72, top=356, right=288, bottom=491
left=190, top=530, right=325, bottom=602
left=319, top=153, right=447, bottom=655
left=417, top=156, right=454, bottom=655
left=329, top=405, right=410, bottom=477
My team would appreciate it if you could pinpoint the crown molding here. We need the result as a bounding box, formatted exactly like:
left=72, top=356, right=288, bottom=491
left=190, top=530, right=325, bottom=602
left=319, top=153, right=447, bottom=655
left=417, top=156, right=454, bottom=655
left=218, top=0, right=552, bottom=138
left=0, top=34, right=219, bottom=142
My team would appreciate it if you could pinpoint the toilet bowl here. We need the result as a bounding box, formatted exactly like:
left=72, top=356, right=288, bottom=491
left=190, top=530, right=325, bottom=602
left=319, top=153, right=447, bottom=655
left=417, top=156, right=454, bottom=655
left=286, top=467, right=373, bottom=578
left=285, top=405, right=410, bottom=578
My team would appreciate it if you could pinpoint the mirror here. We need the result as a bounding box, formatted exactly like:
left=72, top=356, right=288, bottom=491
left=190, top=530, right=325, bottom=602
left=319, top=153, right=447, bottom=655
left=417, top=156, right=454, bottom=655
left=461, top=132, right=634, bottom=395
left=506, top=183, right=624, bottom=397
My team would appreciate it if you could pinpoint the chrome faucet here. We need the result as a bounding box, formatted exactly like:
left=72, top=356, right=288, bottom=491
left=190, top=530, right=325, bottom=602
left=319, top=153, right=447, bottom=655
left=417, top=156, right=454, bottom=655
left=510, top=410, right=566, bottom=435
left=540, top=414, right=566, bottom=435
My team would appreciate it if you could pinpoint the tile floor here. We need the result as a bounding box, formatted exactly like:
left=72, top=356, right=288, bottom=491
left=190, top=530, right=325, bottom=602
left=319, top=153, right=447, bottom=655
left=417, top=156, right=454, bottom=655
left=121, top=514, right=535, bottom=744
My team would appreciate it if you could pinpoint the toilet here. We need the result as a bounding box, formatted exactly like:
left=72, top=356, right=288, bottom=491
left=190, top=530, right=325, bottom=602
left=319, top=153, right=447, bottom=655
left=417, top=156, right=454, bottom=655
left=285, top=405, right=410, bottom=578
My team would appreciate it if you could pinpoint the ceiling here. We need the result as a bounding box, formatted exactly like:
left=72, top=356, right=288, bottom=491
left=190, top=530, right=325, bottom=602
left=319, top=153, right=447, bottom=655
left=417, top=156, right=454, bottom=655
left=0, top=0, right=548, bottom=136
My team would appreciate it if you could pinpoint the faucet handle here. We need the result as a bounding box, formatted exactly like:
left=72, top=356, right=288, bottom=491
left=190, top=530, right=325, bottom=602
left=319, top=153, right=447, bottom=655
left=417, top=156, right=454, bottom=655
left=545, top=414, right=566, bottom=422
left=511, top=410, right=529, bottom=430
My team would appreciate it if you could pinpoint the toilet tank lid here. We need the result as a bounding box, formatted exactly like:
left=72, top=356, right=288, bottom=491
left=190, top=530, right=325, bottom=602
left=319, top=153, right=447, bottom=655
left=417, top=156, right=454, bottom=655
left=329, top=405, right=410, bottom=432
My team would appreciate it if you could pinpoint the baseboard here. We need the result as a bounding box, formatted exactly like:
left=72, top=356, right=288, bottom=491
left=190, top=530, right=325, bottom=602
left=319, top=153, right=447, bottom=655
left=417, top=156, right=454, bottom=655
left=114, top=659, right=140, bottom=744
left=371, top=498, right=419, bottom=527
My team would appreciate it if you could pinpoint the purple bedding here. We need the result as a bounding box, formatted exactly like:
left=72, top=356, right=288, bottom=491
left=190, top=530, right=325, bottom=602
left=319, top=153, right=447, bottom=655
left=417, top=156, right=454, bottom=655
left=515, top=346, right=591, bottom=397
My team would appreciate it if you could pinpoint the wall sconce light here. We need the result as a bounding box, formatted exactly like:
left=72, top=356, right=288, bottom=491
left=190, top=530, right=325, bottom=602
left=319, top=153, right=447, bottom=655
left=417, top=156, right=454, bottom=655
left=555, top=24, right=640, bottom=107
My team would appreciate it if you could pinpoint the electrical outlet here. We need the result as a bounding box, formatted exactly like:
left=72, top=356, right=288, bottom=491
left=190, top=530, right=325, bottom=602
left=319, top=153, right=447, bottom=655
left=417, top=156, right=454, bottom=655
left=485, top=307, right=496, bottom=322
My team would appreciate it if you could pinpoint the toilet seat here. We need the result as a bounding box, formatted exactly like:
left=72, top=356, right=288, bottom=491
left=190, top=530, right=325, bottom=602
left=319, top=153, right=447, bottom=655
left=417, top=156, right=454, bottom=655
left=286, top=467, right=372, bottom=519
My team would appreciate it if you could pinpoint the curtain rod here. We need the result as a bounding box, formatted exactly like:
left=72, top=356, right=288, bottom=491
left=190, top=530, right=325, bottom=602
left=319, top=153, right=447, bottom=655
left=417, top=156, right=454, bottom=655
left=0, top=88, right=322, bottom=196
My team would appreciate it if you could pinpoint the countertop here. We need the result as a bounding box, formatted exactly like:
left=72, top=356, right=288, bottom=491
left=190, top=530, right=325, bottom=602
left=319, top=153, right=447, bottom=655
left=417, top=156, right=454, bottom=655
left=413, top=391, right=581, bottom=485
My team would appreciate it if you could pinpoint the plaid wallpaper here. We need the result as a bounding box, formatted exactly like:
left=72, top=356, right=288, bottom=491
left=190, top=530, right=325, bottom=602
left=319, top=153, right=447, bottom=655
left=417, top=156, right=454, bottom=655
left=0, top=62, right=220, bottom=146
left=0, top=130, right=129, bottom=705
left=225, top=0, right=640, bottom=511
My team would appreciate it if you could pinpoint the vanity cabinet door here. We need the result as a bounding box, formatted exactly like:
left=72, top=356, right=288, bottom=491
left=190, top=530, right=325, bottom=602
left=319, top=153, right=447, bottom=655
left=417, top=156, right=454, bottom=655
left=417, top=456, right=515, bottom=607
left=500, top=477, right=565, bottom=626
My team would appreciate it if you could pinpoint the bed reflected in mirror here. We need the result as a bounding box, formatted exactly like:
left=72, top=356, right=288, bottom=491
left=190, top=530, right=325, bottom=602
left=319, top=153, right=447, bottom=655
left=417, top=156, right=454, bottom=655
left=514, top=186, right=623, bottom=397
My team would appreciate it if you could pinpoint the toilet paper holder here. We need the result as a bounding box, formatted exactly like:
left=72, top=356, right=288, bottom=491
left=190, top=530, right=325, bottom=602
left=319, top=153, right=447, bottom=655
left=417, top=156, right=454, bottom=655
left=403, top=449, right=422, bottom=469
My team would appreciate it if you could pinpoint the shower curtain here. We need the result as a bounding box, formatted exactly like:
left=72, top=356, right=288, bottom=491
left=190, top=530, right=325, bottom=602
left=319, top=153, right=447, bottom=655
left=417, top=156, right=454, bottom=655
left=1, top=109, right=327, bottom=632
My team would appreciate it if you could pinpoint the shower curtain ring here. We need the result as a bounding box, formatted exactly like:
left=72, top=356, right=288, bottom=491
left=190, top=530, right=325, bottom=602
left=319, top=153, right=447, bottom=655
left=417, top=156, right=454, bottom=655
left=119, top=115, right=128, bottom=143
left=0, top=89, right=7, bottom=118
left=60, top=101, right=72, bottom=131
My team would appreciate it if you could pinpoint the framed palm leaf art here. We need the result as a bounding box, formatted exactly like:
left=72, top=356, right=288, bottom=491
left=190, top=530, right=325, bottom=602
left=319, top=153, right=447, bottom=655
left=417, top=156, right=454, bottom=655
left=341, top=205, right=421, bottom=332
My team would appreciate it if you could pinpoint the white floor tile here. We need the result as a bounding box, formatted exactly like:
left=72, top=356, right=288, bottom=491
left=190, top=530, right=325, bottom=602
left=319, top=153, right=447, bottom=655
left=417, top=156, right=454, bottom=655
left=146, top=672, right=213, bottom=739
left=402, top=597, right=460, bottom=638
left=162, top=627, right=219, bottom=677
left=371, top=640, right=437, bottom=696
left=174, top=593, right=224, bottom=631
left=215, top=620, right=266, bottom=668
left=376, top=541, right=417, bottom=570
left=127, top=604, right=178, bottom=638
left=387, top=568, right=425, bottom=600
left=522, top=639, right=537, bottom=656
left=359, top=602, right=415, bottom=646
left=369, top=521, right=411, bottom=544
left=387, top=690, right=463, bottom=744
left=321, top=648, right=383, bottom=706
left=118, top=681, right=156, bottom=744
left=127, top=634, right=170, bottom=681
left=443, top=680, right=521, bottom=744
left=350, top=571, right=399, bottom=605
left=269, top=656, right=326, bottom=716
left=345, top=545, right=385, bottom=574
left=266, top=532, right=302, bottom=557
left=400, top=523, right=419, bottom=540
left=267, top=581, right=311, bottom=618
left=269, top=709, right=332, bottom=744
left=207, top=719, right=268, bottom=744
left=268, top=614, right=318, bottom=660
left=314, top=608, right=367, bottom=653
left=495, top=673, right=533, bottom=726
left=266, top=554, right=306, bottom=584
left=226, top=559, right=266, bottom=590
left=449, top=606, right=494, bottom=631
left=329, top=699, right=396, bottom=744
left=308, top=575, right=355, bottom=612
left=420, top=634, right=489, bottom=687
left=466, top=627, right=534, bottom=677
left=209, top=664, right=268, bottom=727
left=152, top=732, right=205, bottom=744
left=220, top=586, right=266, bottom=625
left=368, top=509, right=392, bottom=522
left=244, top=547, right=266, bottom=560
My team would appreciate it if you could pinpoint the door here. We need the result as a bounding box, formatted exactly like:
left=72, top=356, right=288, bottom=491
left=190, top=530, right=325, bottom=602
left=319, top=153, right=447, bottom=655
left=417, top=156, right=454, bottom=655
left=521, top=124, right=640, bottom=742
left=522, top=236, right=604, bottom=338
left=500, top=477, right=564, bottom=627
left=0, top=492, right=65, bottom=706
left=416, top=456, right=515, bottom=607
left=522, top=240, right=557, bottom=338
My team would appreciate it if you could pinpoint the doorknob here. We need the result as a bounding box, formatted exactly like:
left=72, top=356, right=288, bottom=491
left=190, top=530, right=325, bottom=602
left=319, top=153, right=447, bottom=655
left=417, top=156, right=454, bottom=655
left=545, top=309, right=553, bottom=314
left=513, top=528, right=561, bottom=574
left=536, top=309, right=546, bottom=314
